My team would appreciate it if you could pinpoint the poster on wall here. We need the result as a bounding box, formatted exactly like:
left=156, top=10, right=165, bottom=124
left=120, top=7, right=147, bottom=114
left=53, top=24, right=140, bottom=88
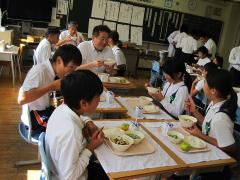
left=131, top=6, right=145, bottom=26
left=105, top=1, right=120, bottom=21
left=57, top=0, right=68, bottom=15
left=91, top=0, right=107, bottom=19
left=131, top=26, right=143, bottom=45
left=118, top=3, right=133, bottom=24
left=103, top=21, right=117, bottom=30
left=88, top=18, right=103, bottom=38
left=117, top=24, right=130, bottom=42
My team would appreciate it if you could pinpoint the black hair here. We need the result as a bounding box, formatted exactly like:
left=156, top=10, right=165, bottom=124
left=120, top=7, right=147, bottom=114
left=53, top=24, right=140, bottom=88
left=92, top=25, right=111, bottom=37
left=61, top=70, right=103, bottom=109
left=200, top=31, right=209, bottom=38
left=68, top=21, right=78, bottom=28
left=45, top=27, right=60, bottom=37
left=203, top=62, right=218, bottom=73
left=197, top=46, right=209, bottom=56
left=206, top=69, right=237, bottom=120
left=50, top=44, right=82, bottom=66
left=163, top=58, right=192, bottom=92
left=180, top=24, right=188, bottom=34
left=214, top=55, right=224, bottom=68
left=109, top=31, right=119, bottom=45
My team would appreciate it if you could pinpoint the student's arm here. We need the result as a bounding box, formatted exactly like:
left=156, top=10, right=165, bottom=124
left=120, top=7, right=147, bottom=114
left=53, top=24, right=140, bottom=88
left=77, top=60, right=104, bottom=70
left=56, top=37, right=72, bottom=46
left=190, top=79, right=199, bottom=96
left=18, top=79, right=61, bottom=105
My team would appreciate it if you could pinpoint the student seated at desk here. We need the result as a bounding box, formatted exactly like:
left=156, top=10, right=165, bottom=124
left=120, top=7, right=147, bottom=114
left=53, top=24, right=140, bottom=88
left=108, top=30, right=126, bottom=76
left=45, top=70, right=105, bottom=180
left=77, top=25, right=115, bottom=74
left=190, top=62, right=217, bottom=114
left=194, top=46, right=211, bottom=67
left=57, top=21, right=85, bottom=47
left=213, top=55, right=223, bottom=69
left=186, top=69, right=237, bottom=154
left=148, top=58, right=191, bottom=117
left=35, top=27, right=60, bottom=64
left=200, top=31, right=217, bottom=60
left=18, top=44, right=82, bottom=133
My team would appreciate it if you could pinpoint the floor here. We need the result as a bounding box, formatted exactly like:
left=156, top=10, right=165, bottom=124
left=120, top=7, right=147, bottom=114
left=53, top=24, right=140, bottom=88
left=0, top=65, right=150, bottom=179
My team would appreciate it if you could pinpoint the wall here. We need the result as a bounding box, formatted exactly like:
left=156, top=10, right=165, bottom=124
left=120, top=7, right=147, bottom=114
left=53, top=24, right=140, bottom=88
left=126, top=0, right=239, bottom=68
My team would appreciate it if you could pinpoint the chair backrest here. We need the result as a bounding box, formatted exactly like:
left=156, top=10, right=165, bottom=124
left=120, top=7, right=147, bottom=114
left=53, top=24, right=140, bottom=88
left=39, top=132, right=51, bottom=180
left=33, top=49, right=37, bottom=65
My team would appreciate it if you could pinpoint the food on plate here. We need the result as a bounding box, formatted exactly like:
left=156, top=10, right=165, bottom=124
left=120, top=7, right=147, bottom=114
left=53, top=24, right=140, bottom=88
left=120, top=123, right=129, bottom=131
left=180, top=142, right=191, bottom=152
left=103, top=127, right=122, bottom=138
left=109, top=134, right=134, bottom=152
left=167, top=131, right=184, bottom=144
left=143, top=104, right=160, bottom=113
left=104, top=59, right=115, bottom=66
left=112, top=136, right=129, bottom=145
left=139, top=96, right=152, bottom=105
left=178, top=115, right=197, bottom=128
left=109, top=77, right=127, bottom=83
left=125, top=130, right=145, bottom=144
left=147, top=87, right=159, bottom=94
left=184, top=136, right=207, bottom=149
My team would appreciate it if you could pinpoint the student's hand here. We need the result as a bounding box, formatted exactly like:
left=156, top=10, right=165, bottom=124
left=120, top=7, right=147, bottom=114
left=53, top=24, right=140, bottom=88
left=148, top=91, right=164, bottom=101
left=192, top=78, right=199, bottom=85
left=91, top=60, right=104, bottom=68
left=64, top=36, right=72, bottom=43
left=185, top=125, right=202, bottom=137
left=185, top=96, right=196, bottom=114
left=86, top=121, right=99, bottom=135
left=51, top=79, right=61, bottom=90
left=86, top=128, right=104, bottom=153
left=144, top=82, right=150, bottom=88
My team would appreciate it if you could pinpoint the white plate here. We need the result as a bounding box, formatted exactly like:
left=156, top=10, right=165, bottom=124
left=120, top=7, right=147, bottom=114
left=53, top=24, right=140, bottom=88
left=143, top=104, right=160, bottom=113
left=184, top=135, right=207, bottom=149
left=139, top=96, right=153, bottom=106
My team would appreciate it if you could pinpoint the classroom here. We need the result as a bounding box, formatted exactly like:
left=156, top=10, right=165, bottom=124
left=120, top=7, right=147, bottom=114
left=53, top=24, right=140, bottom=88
left=0, top=0, right=240, bottom=179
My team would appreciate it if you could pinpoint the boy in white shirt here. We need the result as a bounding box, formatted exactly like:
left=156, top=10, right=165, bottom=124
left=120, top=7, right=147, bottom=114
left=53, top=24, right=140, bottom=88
left=77, top=25, right=115, bottom=74
left=173, top=24, right=188, bottom=59
left=108, top=30, right=126, bottom=76
left=200, top=32, right=217, bottom=60
left=167, top=29, right=180, bottom=57
left=46, top=70, right=106, bottom=180
left=228, top=45, right=240, bottom=86
left=18, top=44, right=82, bottom=132
left=195, top=46, right=211, bottom=67
left=57, top=21, right=85, bottom=46
left=35, top=27, right=60, bottom=64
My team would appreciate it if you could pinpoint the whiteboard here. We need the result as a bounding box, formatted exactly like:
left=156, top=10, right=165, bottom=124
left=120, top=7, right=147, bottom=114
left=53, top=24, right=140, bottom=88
left=103, top=21, right=117, bottom=30
left=91, top=0, right=107, bottom=19
left=131, top=26, right=143, bottom=45
left=105, top=1, right=120, bottom=21
left=131, top=6, right=145, bottom=26
left=88, top=18, right=103, bottom=38
left=118, top=3, right=133, bottom=24
left=117, top=24, right=130, bottom=42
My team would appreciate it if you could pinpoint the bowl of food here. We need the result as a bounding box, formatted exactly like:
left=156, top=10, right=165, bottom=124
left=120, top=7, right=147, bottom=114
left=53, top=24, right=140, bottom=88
left=104, top=59, right=116, bottom=66
left=184, top=135, right=207, bottom=149
left=103, top=127, right=123, bottom=138
left=143, top=104, right=160, bottom=113
left=147, top=87, right=159, bottom=94
left=109, top=77, right=127, bottom=84
left=109, top=134, right=134, bottom=152
left=125, top=130, right=145, bottom=144
left=167, top=130, right=184, bottom=144
left=178, top=115, right=197, bottom=128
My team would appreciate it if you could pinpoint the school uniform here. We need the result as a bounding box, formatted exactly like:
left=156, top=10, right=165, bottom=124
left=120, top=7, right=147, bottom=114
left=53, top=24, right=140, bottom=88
left=229, top=46, right=240, bottom=86
left=112, top=45, right=126, bottom=76
left=193, top=80, right=207, bottom=113
left=161, top=81, right=189, bottom=117
left=197, top=57, right=211, bottom=66
left=180, top=35, right=197, bottom=65
left=77, top=40, right=115, bottom=74
left=204, top=38, right=216, bottom=59
left=173, top=32, right=188, bottom=59
left=45, top=104, right=93, bottom=180
left=20, top=60, right=55, bottom=111
left=167, top=30, right=180, bottom=57
left=202, top=101, right=235, bottom=148
left=35, top=38, right=51, bottom=64
left=59, top=30, right=85, bottom=46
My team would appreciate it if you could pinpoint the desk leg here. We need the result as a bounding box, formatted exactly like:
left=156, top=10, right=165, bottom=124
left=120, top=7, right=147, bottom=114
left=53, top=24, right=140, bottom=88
left=10, top=55, right=15, bottom=86
left=17, top=55, right=22, bottom=81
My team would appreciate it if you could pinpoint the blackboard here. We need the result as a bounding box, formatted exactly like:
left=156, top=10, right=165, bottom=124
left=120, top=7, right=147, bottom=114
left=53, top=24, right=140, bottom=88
left=61, top=0, right=222, bottom=45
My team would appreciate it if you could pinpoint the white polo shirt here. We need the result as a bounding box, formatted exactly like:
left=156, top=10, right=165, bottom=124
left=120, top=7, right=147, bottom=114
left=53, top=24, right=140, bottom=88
left=59, top=30, right=85, bottom=46
left=229, top=46, right=240, bottom=71
left=202, top=101, right=235, bottom=148
left=161, top=81, right=189, bottom=117
left=112, top=45, right=126, bottom=66
left=167, top=30, right=180, bottom=57
left=173, top=32, right=188, bottom=48
left=197, top=57, right=211, bottom=66
left=77, top=40, right=115, bottom=74
left=195, top=79, right=207, bottom=104
left=20, top=60, right=55, bottom=111
left=35, top=38, right=51, bottom=64
left=180, top=35, right=197, bottom=54
left=204, top=38, right=216, bottom=59
left=46, top=104, right=92, bottom=180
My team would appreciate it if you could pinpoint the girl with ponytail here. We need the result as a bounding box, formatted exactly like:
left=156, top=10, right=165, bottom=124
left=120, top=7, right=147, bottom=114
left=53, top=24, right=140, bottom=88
left=185, top=69, right=237, bottom=153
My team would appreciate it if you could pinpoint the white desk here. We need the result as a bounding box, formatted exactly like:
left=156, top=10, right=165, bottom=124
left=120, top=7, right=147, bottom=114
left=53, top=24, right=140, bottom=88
left=0, top=46, right=21, bottom=86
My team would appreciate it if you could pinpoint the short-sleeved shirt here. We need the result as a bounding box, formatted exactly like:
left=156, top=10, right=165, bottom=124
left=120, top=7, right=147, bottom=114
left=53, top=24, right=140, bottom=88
left=173, top=32, right=188, bottom=48
left=112, top=45, right=126, bottom=66
left=229, top=46, right=240, bottom=71
left=20, top=60, right=55, bottom=111
left=77, top=40, right=115, bottom=74
left=202, top=101, right=235, bottom=148
left=180, top=35, right=197, bottom=54
left=35, top=38, right=51, bottom=64
left=204, top=38, right=216, bottom=59
left=197, top=57, right=211, bottom=66
left=59, top=30, right=85, bottom=46
left=195, top=79, right=207, bottom=104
